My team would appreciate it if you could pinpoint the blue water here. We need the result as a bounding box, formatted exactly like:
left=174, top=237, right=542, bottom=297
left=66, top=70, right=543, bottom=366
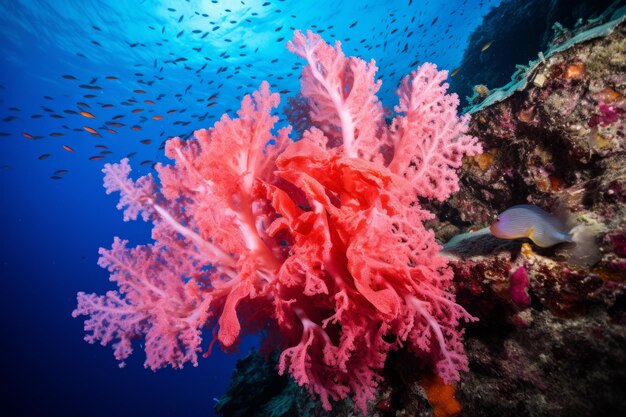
left=0, top=1, right=499, bottom=416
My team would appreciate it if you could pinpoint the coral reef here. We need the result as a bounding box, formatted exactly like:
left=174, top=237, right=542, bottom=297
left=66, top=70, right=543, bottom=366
left=216, top=10, right=626, bottom=417
left=432, top=15, right=626, bottom=417
left=449, top=0, right=624, bottom=105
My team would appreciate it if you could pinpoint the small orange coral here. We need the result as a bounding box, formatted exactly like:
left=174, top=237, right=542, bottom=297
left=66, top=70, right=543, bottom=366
left=564, top=62, right=585, bottom=79
left=594, top=87, right=621, bottom=103
left=474, top=152, right=494, bottom=171
left=421, top=374, right=462, bottom=417
left=549, top=175, right=564, bottom=191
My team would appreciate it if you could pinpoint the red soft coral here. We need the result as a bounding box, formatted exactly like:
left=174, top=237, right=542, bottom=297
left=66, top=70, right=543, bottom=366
left=74, top=30, right=480, bottom=414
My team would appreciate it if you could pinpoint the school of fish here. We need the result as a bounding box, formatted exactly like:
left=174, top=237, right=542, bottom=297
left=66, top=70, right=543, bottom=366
left=0, top=0, right=496, bottom=180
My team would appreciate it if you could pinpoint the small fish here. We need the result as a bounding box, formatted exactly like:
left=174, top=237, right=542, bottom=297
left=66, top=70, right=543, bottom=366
left=151, top=115, right=163, bottom=120
left=95, top=145, right=108, bottom=149
left=79, top=84, right=102, bottom=90
left=132, top=109, right=143, bottom=114
left=490, top=205, right=573, bottom=247
left=63, top=145, right=75, bottom=152
left=84, top=126, right=98, bottom=134
left=144, top=100, right=156, bottom=105
left=89, top=155, right=104, bottom=161
left=106, top=129, right=117, bottom=134
left=50, top=175, right=62, bottom=180
left=80, top=111, right=96, bottom=118
left=49, top=132, right=64, bottom=137
left=481, top=40, right=494, bottom=52
left=490, top=204, right=602, bottom=265
left=131, top=125, right=142, bottom=131
left=54, top=169, right=69, bottom=175
left=134, top=89, right=147, bottom=94
left=38, top=153, right=51, bottom=160
left=22, top=133, right=33, bottom=139
left=450, top=68, right=460, bottom=77
left=140, top=159, right=153, bottom=165
left=105, top=76, right=119, bottom=80
left=62, top=75, right=77, bottom=80
left=140, top=139, right=152, bottom=144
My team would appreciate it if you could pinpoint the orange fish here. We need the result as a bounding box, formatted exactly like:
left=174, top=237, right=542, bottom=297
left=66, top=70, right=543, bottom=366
left=89, top=155, right=104, bottom=161
left=83, top=126, right=98, bottom=134
left=131, top=125, right=141, bottom=131
left=22, top=133, right=33, bottom=139
left=107, top=122, right=125, bottom=127
left=152, top=115, right=163, bottom=120
left=106, top=129, right=118, bottom=134
left=63, top=145, right=75, bottom=152
left=80, top=111, right=96, bottom=118
left=50, top=132, right=64, bottom=137
left=132, top=109, right=143, bottom=113
left=134, top=89, right=147, bottom=94
left=144, top=100, right=156, bottom=105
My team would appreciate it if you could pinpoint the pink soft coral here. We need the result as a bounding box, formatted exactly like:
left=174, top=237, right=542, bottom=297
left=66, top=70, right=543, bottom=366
left=74, top=30, right=481, bottom=414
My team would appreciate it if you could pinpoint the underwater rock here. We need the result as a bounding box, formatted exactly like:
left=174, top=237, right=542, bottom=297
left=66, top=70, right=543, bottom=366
left=449, top=0, right=624, bottom=105
left=215, top=351, right=341, bottom=417
left=430, top=11, right=626, bottom=417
